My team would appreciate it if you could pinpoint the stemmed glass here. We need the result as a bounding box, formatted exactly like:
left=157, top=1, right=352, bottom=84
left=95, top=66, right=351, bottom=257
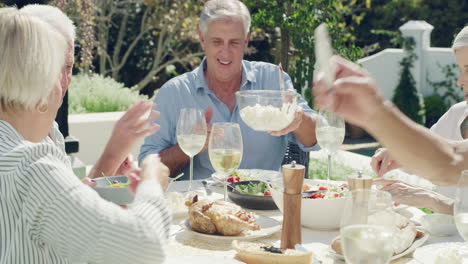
left=454, top=170, right=468, bottom=241
left=176, top=108, right=207, bottom=192
left=315, top=110, right=345, bottom=183
left=208, top=122, right=243, bottom=201
left=340, top=189, right=396, bottom=264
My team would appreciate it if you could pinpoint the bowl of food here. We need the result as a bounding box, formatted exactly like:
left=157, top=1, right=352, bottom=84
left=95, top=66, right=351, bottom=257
left=228, top=180, right=278, bottom=210
left=269, top=179, right=348, bottom=230
left=420, top=213, right=458, bottom=236
left=92, top=176, right=134, bottom=205
left=236, top=90, right=299, bottom=131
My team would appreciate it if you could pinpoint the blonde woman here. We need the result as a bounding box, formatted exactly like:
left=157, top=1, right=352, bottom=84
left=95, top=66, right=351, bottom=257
left=0, top=8, right=170, bottom=263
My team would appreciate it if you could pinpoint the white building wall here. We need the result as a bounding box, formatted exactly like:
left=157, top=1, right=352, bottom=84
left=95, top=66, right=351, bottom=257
left=357, top=21, right=462, bottom=101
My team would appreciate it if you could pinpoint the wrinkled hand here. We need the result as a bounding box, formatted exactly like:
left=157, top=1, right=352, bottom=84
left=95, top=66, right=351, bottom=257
left=115, top=154, right=137, bottom=176
left=313, top=56, right=385, bottom=127
left=370, top=148, right=401, bottom=177
left=374, top=178, right=432, bottom=208
left=81, top=177, right=97, bottom=187
left=268, top=106, right=304, bottom=136
left=200, top=106, right=213, bottom=153
left=106, top=101, right=160, bottom=169
left=140, top=154, right=170, bottom=191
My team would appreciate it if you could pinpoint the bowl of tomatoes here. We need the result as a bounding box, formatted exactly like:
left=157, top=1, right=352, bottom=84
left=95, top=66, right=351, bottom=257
left=227, top=180, right=278, bottom=210
left=269, top=179, right=348, bottom=230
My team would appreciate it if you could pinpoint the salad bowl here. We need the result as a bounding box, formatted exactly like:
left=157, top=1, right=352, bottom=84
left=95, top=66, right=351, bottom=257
left=269, top=179, right=348, bottom=230
left=227, top=180, right=278, bottom=210
left=92, top=175, right=134, bottom=205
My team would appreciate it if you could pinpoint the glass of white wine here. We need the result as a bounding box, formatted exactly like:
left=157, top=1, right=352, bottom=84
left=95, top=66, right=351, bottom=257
left=340, top=189, right=396, bottom=264
left=315, top=110, right=345, bottom=183
left=455, top=170, right=468, bottom=241
left=176, top=108, right=207, bottom=192
left=208, top=122, right=243, bottom=201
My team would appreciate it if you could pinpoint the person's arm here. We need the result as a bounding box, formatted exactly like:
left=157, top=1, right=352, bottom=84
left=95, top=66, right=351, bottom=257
left=366, top=102, right=466, bottom=185
left=375, top=179, right=454, bottom=214
left=313, top=56, right=467, bottom=185
left=25, top=149, right=170, bottom=263
left=88, top=101, right=159, bottom=178
left=292, top=112, right=317, bottom=147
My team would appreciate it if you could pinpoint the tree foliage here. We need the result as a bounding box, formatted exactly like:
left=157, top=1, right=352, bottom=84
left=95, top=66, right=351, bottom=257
left=243, top=0, right=364, bottom=105
left=392, top=38, right=426, bottom=125
left=93, top=0, right=203, bottom=92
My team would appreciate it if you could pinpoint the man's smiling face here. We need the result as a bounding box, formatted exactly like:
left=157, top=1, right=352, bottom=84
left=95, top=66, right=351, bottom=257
left=198, top=19, right=248, bottom=83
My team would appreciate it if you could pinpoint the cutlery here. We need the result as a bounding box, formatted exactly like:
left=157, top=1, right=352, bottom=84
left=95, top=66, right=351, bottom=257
left=202, top=180, right=213, bottom=196
left=301, top=189, right=327, bottom=198
left=167, top=173, right=184, bottom=191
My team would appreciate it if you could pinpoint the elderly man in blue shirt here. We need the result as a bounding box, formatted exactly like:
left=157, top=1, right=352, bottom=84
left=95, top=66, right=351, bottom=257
left=139, top=0, right=318, bottom=179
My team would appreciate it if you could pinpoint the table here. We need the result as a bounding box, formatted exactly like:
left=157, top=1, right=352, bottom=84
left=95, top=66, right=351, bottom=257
left=164, top=179, right=464, bottom=264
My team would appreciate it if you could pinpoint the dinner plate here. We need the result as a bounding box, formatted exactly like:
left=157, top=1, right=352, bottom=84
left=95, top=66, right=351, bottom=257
left=413, top=242, right=468, bottom=264
left=329, top=227, right=429, bottom=261
left=180, top=214, right=281, bottom=241
left=164, top=256, right=244, bottom=264
left=211, top=169, right=281, bottom=185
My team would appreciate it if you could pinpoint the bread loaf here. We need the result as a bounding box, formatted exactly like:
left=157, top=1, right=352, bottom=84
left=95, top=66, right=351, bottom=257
left=232, top=240, right=313, bottom=264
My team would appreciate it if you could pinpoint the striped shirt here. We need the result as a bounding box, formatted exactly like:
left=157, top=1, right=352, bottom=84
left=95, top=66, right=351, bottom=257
left=0, top=121, right=170, bottom=263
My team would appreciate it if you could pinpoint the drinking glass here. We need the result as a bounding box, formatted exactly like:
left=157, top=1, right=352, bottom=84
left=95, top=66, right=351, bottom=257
left=340, top=189, right=396, bottom=264
left=176, top=108, right=207, bottom=192
left=455, top=170, right=468, bottom=241
left=315, top=110, right=345, bottom=183
left=208, top=122, right=243, bottom=201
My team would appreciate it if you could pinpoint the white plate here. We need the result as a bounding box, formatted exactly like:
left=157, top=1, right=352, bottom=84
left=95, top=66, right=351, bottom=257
left=181, top=214, right=281, bottom=241
left=164, top=255, right=244, bottom=264
left=329, top=227, right=429, bottom=261
left=413, top=242, right=468, bottom=264
left=211, top=169, right=281, bottom=185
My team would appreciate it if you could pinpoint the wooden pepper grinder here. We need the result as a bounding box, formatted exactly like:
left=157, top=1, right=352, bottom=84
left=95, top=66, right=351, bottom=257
left=281, top=161, right=305, bottom=249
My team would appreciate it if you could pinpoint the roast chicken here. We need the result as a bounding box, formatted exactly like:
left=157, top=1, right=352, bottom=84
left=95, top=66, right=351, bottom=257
left=185, top=194, right=260, bottom=236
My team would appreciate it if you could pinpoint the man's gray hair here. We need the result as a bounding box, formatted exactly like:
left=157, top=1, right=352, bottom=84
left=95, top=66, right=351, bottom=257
left=453, top=25, right=468, bottom=51
left=199, top=0, right=251, bottom=37
left=0, top=7, right=67, bottom=111
left=21, top=4, right=75, bottom=44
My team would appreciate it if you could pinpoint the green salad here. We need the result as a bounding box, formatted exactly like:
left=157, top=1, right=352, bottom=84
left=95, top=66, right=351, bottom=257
left=234, top=182, right=271, bottom=196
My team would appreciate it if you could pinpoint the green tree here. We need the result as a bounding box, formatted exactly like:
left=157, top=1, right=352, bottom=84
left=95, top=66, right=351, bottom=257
left=392, top=38, right=426, bottom=125
left=244, top=0, right=364, bottom=106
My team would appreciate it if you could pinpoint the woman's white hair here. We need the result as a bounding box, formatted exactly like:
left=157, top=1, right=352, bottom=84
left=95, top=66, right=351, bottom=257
left=199, top=0, right=251, bottom=37
left=21, top=4, right=75, bottom=44
left=0, top=7, right=67, bottom=111
left=452, top=25, right=468, bottom=51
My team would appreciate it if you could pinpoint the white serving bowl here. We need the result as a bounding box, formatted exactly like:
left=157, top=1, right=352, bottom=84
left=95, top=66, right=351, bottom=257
left=236, top=90, right=299, bottom=131
left=420, top=213, right=458, bottom=236
left=269, top=179, right=347, bottom=230
left=93, top=176, right=134, bottom=205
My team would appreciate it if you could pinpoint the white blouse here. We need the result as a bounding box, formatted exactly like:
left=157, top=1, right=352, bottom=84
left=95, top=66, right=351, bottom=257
left=430, top=101, right=468, bottom=141
left=0, top=121, right=170, bottom=264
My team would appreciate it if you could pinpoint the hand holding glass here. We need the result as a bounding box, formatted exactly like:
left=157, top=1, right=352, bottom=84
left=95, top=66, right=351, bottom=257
left=208, top=123, right=243, bottom=201
left=176, top=108, right=207, bottom=192
left=340, top=189, right=395, bottom=264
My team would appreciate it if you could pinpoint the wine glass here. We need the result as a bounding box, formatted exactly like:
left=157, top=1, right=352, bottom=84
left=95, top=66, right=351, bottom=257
left=208, top=122, right=243, bottom=201
left=176, top=108, right=207, bottom=192
left=454, top=170, right=468, bottom=241
left=340, top=189, right=395, bottom=264
left=315, top=110, right=345, bottom=184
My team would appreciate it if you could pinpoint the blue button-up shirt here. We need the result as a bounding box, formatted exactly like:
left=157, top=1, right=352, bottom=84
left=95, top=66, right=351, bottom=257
left=139, top=58, right=317, bottom=180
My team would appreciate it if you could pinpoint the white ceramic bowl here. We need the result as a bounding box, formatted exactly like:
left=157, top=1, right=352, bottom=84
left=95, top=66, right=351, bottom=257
left=269, top=179, right=347, bottom=230
left=236, top=90, right=299, bottom=131
left=420, top=213, right=458, bottom=237
left=93, top=176, right=134, bottom=205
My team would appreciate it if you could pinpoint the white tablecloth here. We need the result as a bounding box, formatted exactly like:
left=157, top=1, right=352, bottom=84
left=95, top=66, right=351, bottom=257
left=164, top=179, right=464, bottom=264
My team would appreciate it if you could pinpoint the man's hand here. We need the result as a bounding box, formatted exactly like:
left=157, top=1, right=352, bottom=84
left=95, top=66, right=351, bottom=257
left=370, top=148, right=401, bottom=177
left=268, top=106, right=304, bottom=136
left=200, top=106, right=213, bottom=153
